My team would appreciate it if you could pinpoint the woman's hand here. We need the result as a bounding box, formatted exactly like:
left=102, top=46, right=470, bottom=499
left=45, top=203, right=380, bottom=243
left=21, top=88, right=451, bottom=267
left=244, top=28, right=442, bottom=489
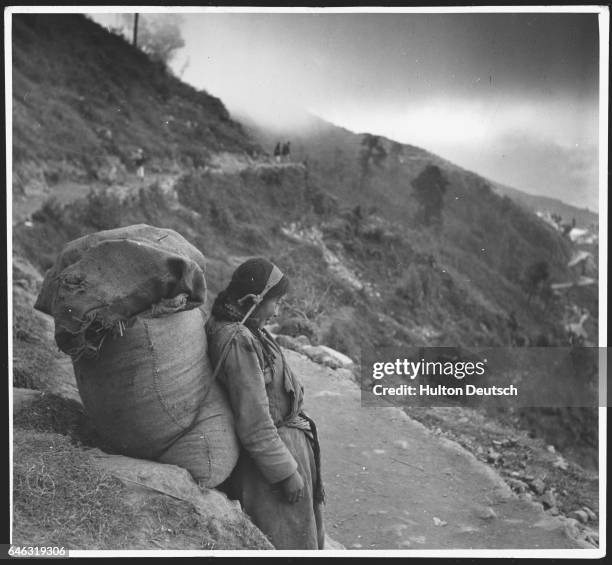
left=280, top=470, right=305, bottom=503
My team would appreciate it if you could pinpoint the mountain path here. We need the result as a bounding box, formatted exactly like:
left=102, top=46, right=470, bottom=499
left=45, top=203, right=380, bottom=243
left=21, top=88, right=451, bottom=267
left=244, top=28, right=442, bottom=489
left=12, top=156, right=296, bottom=226
left=288, top=350, right=583, bottom=550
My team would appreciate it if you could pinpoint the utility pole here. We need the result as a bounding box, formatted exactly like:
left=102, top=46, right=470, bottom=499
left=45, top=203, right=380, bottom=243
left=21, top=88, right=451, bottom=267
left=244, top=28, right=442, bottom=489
left=132, top=13, right=139, bottom=47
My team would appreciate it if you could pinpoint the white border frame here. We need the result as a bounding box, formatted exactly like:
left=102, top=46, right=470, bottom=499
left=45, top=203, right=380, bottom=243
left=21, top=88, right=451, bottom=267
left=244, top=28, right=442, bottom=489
left=5, top=5, right=608, bottom=558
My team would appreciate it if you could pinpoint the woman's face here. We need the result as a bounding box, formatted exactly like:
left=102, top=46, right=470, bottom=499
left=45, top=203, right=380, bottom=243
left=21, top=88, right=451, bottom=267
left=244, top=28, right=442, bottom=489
left=250, top=296, right=282, bottom=328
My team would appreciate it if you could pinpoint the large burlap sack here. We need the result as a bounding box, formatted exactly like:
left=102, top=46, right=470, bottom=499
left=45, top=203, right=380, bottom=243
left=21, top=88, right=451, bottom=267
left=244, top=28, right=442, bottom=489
left=36, top=224, right=207, bottom=276
left=73, top=307, right=239, bottom=487
left=34, top=224, right=207, bottom=359
left=156, top=380, right=239, bottom=486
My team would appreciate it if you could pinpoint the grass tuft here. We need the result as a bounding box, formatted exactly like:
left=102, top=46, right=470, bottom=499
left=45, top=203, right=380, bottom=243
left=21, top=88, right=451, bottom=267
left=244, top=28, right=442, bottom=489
left=12, top=429, right=135, bottom=549
left=12, top=426, right=272, bottom=549
left=13, top=393, right=102, bottom=449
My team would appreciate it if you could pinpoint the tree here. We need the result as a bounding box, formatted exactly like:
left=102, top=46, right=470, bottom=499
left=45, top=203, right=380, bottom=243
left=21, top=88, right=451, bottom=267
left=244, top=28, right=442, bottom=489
left=410, top=164, right=449, bottom=227
left=388, top=141, right=403, bottom=163
left=523, top=260, right=550, bottom=303
left=358, top=134, right=387, bottom=186
left=122, top=14, right=185, bottom=66
left=388, top=141, right=404, bottom=181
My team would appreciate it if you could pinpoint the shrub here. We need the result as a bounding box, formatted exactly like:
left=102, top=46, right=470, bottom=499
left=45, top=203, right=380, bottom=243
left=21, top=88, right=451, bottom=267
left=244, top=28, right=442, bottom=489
left=12, top=367, right=36, bottom=390
left=136, top=182, right=169, bottom=223
left=523, top=260, right=550, bottom=303
left=395, top=263, right=426, bottom=310
left=31, top=197, right=64, bottom=225
left=276, top=317, right=319, bottom=344
left=74, top=189, right=123, bottom=230
left=238, top=224, right=269, bottom=252
left=324, top=319, right=361, bottom=360
left=209, top=201, right=236, bottom=231
left=410, top=164, right=449, bottom=227
left=257, top=166, right=282, bottom=187
left=284, top=282, right=332, bottom=322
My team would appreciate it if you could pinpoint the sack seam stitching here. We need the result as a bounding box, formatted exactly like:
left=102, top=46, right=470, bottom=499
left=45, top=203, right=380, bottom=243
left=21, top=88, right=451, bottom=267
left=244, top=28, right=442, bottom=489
left=143, top=318, right=187, bottom=431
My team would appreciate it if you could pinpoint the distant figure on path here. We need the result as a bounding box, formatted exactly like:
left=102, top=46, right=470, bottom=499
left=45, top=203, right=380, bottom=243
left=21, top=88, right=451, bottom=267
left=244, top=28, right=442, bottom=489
left=133, top=148, right=147, bottom=180
left=281, top=141, right=291, bottom=162
left=274, top=142, right=282, bottom=163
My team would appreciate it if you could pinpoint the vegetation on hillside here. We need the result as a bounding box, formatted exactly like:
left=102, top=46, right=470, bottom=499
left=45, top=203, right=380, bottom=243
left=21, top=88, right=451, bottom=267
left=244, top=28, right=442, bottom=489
left=12, top=12, right=598, bottom=357
left=119, top=13, right=186, bottom=66
left=12, top=13, right=599, bottom=480
left=12, top=14, right=258, bottom=195
left=243, top=112, right=596, bottom=343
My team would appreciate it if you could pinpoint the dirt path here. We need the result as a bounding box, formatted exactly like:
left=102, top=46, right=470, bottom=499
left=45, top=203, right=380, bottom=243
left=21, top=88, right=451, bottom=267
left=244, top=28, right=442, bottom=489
left=12, top=172, right=180, bottom=226
left=287, top=350, right=584, bottom=550
left=12, top=155, right=306, bottom=229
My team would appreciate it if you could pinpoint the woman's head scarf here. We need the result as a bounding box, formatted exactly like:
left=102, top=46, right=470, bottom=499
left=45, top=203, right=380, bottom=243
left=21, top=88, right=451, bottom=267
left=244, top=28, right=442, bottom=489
left=211, top=258, right=289, bottom=326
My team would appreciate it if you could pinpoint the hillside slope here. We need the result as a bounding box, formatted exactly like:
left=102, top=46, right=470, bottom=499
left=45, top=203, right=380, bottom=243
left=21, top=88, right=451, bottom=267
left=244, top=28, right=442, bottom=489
left=490, top=182, right=598, bottom=229
left=11, top=12, right=599, bottom=517
left=238, top=112, right=598, bottom=350
left=12, top=14, right=258, bottom=218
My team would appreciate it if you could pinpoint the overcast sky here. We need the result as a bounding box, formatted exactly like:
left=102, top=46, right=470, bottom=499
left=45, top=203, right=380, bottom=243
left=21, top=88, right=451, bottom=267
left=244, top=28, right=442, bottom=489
left=91, top=9, right=602, bottom=212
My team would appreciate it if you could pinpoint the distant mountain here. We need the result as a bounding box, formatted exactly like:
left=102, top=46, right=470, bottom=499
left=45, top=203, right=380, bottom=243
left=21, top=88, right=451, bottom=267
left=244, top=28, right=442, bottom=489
left=490, top=182, right=598, bottom=229
left=235, top=109, right=596, bottom=339
left=236, top=109, right=598, bottom=230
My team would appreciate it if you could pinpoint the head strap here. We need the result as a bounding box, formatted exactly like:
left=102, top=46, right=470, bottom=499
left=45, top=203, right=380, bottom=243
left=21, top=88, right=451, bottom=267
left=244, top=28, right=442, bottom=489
left=237, top=264, right=284, bottom=324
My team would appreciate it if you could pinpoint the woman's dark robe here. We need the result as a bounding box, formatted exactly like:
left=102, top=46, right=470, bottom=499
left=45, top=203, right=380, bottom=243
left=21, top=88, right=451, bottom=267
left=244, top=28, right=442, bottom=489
left=206, top=317, right=325, bottom=549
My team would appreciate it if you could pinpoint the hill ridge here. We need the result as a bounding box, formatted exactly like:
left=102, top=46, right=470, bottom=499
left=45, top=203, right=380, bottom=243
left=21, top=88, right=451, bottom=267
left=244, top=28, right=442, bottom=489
left=236, top=110, right=597, bottom=227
